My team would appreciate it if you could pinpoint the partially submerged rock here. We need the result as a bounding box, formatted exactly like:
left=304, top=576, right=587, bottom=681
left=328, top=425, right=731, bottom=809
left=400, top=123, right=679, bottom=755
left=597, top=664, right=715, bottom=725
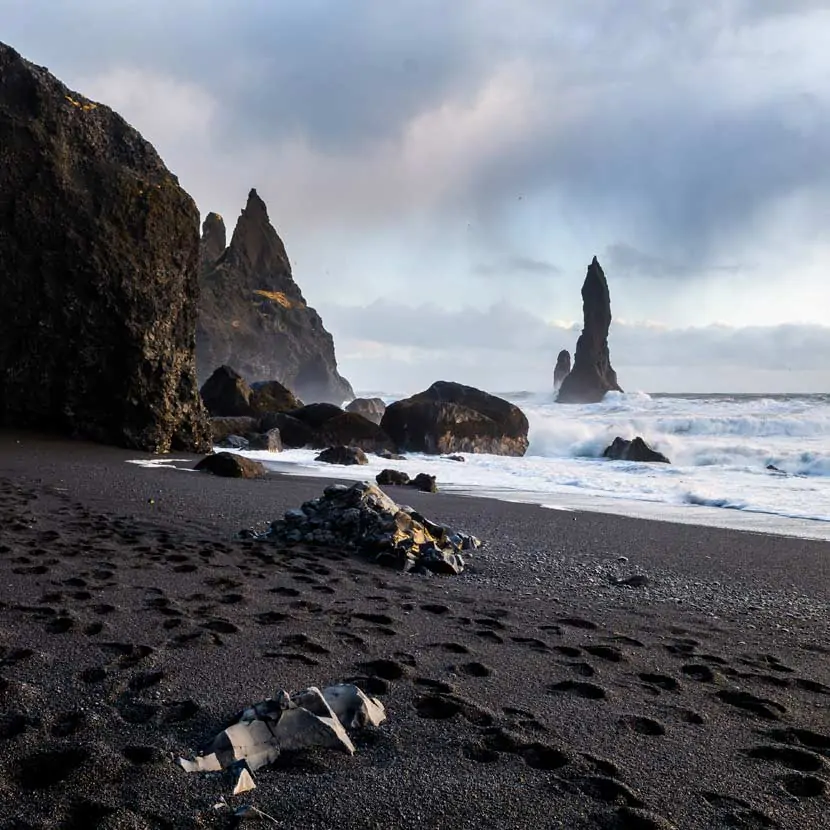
left=315, top=446, right=368, bottom=466
left=381, top=381, right=529, bottom=456
left=603, top=437, right=670, bottom=464
left=247, top=428, right=282, bottom=452
left=195, top=452, right=267, bottom=478
left=346, top=397, right=386, bottom=425
left=410, top=473, right=438, bottom=493
left=211, top=416, right=260, bottom=443
left=315, top=412, right=395, bottom=453
left=179, top=683, right=385, bottom=782
left=256, top=481, right=481, bottom=574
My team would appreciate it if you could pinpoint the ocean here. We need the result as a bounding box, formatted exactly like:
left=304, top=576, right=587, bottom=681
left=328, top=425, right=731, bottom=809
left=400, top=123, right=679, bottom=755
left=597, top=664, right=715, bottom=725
left=240, top=392, right=830, bottom=542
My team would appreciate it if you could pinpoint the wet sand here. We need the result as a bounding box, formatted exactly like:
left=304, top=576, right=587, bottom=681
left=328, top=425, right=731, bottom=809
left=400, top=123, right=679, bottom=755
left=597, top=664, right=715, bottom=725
left=0, top=430, right=828, bottom=829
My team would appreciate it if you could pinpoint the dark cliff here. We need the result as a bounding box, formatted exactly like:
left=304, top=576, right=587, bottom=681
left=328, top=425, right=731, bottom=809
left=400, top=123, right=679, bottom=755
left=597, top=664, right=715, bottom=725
left=0, top=42, right=210, bottom=452
left=196, top=190, right=354, bottom=404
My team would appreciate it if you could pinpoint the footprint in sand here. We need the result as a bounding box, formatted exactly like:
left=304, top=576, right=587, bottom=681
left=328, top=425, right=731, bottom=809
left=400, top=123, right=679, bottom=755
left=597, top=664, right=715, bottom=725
left=548, top=680, right=608, bottom=700
left=747, top=745, right=824, bottom=772
left=620, top=716, right=666, bottom=737
left=639, top=673, right=679, bottom=691
left=716, top=689, right=786, bottom=720
left=781, top=774, right=827, bottom=798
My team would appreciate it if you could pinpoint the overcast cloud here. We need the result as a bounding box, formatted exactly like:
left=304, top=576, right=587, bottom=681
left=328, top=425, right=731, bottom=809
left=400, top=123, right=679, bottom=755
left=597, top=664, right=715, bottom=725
left=2, top=0, right=828, bottom=391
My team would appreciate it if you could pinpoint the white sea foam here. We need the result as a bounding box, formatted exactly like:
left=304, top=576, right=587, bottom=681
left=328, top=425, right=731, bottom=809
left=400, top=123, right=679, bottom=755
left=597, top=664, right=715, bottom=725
left=235, top=392, right=830, bottom=541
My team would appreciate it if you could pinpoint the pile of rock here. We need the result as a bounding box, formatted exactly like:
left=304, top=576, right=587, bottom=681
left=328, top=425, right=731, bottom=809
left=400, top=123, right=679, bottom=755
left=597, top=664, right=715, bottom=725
left=255, top=482, right=481, bottom=575
left=202, top=366, right=394, bottom=455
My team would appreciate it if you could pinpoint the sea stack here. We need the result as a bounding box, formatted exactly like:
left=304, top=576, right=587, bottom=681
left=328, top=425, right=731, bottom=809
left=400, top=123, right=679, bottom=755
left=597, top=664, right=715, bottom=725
left=197, top=190, right=354, bottom=404
left=556, top=257, right=622, bottom=403
left=553, top=350, right=571, bottom=391
left=0, top=42, right=211, bottom=452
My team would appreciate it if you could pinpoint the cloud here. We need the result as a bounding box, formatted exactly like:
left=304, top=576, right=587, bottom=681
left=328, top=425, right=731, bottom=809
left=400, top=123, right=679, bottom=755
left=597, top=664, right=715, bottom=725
left=323, top=301, right=830, bottom=393
left=3, top=0, right=830, bottom=375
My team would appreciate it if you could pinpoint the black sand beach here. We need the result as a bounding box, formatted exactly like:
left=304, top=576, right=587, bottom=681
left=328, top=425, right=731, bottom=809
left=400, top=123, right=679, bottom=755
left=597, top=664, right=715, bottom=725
left=0, top=430, right=828, bottom=829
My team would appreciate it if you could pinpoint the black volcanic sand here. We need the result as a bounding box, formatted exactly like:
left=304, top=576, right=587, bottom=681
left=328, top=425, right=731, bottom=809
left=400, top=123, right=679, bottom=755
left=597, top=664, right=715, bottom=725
left=0, top=431, right=828, bottom=829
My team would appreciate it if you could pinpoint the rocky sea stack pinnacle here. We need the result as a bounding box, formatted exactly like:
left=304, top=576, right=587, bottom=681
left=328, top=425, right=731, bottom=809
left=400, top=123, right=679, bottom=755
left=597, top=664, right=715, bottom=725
left=557, top=257, right=623, bottom=404
left=0, top=42, right=211, bottom=452
left=197, top=190, right=354, bottom=404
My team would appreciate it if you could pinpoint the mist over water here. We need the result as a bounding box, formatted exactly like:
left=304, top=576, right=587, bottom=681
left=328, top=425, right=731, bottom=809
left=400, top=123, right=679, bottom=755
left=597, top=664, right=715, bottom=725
left=244, top=392, right=830, bottom=541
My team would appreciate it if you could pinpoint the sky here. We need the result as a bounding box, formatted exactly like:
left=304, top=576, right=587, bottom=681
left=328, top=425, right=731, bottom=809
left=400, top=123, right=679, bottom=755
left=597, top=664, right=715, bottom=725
left=3, top=0, right=829, bottom=394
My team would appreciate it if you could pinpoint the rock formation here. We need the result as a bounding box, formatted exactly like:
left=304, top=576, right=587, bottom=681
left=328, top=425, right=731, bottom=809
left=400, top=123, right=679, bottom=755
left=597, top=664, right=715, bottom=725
left=603, top=437, right=670, bottom=464
left=0, top=42, right=210, bottom=452
left=314, top=446, right=368, bottom=466
left=255, top=481, right=481, bottom=574
left=553, top=350, right=571, bottom=391
left=195, top=452, right=267, bottom=478
left=381, top=382, right=529, bottom=456
left=197, top=190, right=354, bottom=404
left=556, top=258, right=623, bottom=403
left=346, top=397, right=386, bottom=425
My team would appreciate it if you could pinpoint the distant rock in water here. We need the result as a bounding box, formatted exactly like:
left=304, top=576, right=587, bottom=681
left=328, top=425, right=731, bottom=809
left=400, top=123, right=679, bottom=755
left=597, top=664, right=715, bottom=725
left=381, top=381, right=529, bottom=456
left=196, top=189, right=354, bottom=404
left=557, top=258, right=623, bottom=403
left=0, top=42, right=210, bottom=452
left=604, top=437, right=670, bottom=464
left=553, top=350, right=571, bottom=391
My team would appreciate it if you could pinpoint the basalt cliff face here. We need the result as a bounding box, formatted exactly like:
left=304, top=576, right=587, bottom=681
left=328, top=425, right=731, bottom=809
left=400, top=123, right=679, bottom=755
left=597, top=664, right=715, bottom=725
left=0, top=42, right=210, bottom=452
left=196, top=191, right=354, bottom=404
left=556, top=257, right=622, bottom=404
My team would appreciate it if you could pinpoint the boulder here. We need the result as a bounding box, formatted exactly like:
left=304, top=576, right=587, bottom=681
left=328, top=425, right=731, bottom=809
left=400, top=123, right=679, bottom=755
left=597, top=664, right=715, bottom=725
left=445, top=455, right=465, bottom=462
left=376, top=469, right=411, bottom=486
left=196, top=189, right=354, bottom=404
left=217, top=434, right=249, bottom=450
left=195, top=452, right=267, bottom=478
left=0, top=42, right=210, bottom=452
left=381, top=382, right=529, bottom=456
left=346, top=397, right=386, bottom=425
left=315, top=446, right=368, bottom=466
left=553, top=350, right=571, bottom=391
left=259, top=413, right=315, bottom=448
left=201, top=366, right=254, bottom=417
left=250, top=380, right=302, bottom=416
left=557, top=258, right=623, bottom=403
left=410, top=473, right=438, bottom=493
left=289, top=403, right=345, bottom=430
left=603, top=437, right=670, bottom=464
left=254, top=481, right=481, bottom=574
left=211, top=416, right=260, bottom=443
left=247, top=429, right=282, bottom=452
left=315, top=412, right=395, bottom=453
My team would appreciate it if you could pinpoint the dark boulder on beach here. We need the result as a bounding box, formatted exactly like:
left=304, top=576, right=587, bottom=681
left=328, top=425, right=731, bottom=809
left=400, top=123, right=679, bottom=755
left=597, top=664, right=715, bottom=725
left=315, top=412, right=395, bottom=453
left=210, top=415, right=260, bottom=444
left=195, top=452, right=266, bottom=478
left=377, top=469, right=411, bottom=486
left=250, top=380, right=302, bottom=415
left=0, top=42, right=211, bottom=452
left=201, top=366, right=255, bottom=417
left=259, top=412, right=315, bottom=448
left=553, top=350, right=571, bottom=391
left=315, top=446, right=368, bottom=466
left=346, top=397, right=386, bottom=425
left=247, top=428, right=283, bottom=452
left=288, top=402, right=346, bottom=430
left=381, top=382, right=529, bottom=456
left=196, top=189, right=354, bottom=404
left=410, top=473, right=438, bottom=493
left=604, top=436, right=670, bottom=464
left=557, top=258, right=623, bottom=404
